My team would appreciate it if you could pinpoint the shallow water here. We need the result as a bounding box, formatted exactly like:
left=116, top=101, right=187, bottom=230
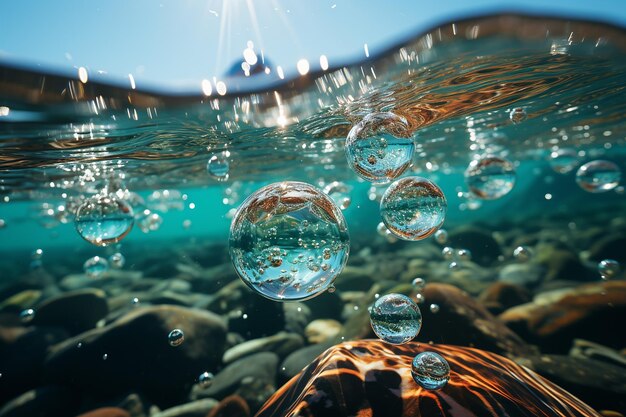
left=0, top=13, right=625, bottom=417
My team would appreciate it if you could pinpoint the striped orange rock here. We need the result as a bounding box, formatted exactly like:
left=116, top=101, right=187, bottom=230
left=256, top=340, right=599, bottom=417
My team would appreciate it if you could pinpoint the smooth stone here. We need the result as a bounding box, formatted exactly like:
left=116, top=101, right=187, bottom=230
left=44, top=305, right=227, bottom=407
left=302, top=290, right=344, bottom=321
left=76, top=408, right=131, bottom=417
left=283, top=302, right=312, bottom=335
left=447, top=227, right=501, bottom=266
left=206, top=396, right=250, bottom=417
left=222, top=332, right=304, bottom=364
left=151, top=279, right=192, bottom=294
left=418, top=283, right=534, bottom=356
left=59, top=271, right=142, bottom=291
left=0, top=386, right=79, bottom=417
left=479, top=281, right=531, bottom=315
left=257, top=340, right=600, bottom=417
left=192, top=352, right=277, bottom=411
left=114, top=392, right=146, bottom=417
left=0, top=326, right=68, bottom=404
left=500, top=281, right=626, bottom=353
left=589, top=234, right=626, bottom=264
left=208, top=281, right=285, bottom=339
left=498, top=263, right=545, bottom=287
left=279, top=340, right=336, bottom=382
left=520, top=354, right=626, bottom=413
left=152, top=399, right=218, bottom=417
left=429, top=261, right=494, bottom=295
left=0, top=290, right=42, bottom=312
left=535, top=244, right=594, bottom=282
left=570, top=339, right=626, bottom=368
left=184, top=263, right=238, bottom=295
left=333, top=266, right=374, bottom=291
left=31, top=289, right=108, bottom=335
left=305, top=319, right=342, bottom=344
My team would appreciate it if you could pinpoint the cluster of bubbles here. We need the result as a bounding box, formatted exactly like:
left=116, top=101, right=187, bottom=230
left=368, top=284, right=449, bottom=390
left=411, top=278, right=427, bottom=305
left=345, top=112, right=414, bottom=184
left=547, top=148, right=622, bottom=194
left=322, top=181, right=352, bottom=210
left=70, top=185, right=192, bottom=247
left=228, top=181, right=350, bottom=301
left=147, top=189, right=185, bottom=212
left=441, top=246, right=472, bottom=268
left=138, top=211, right=163, bottom=233
left=376, top=222, right=398, bottom=244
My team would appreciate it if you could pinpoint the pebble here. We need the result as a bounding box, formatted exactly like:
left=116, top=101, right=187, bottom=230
left=222, top=332, right=304, bottom=364
left=304, top=319, right=342, bottom=344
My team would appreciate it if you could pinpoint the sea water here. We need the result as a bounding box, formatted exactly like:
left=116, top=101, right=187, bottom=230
left=0, top=12, right=625, bottom=417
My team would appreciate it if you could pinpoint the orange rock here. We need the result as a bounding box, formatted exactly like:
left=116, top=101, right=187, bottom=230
left=76, top=407, right=130, bottom=417
left=500, top=281, right=626, bottom=352
left=255, top=340, right=599, bottom=417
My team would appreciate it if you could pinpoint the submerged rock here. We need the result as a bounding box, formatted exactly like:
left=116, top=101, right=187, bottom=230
left=498, top=263, right=545, bottom=288
left=222, top=332, right=303, bottom=364
left=418, top=283, right=534, bottom=356
left=500, top=281, right=626, bottom=353
left=256, top=340, right=600, bottom=417
left=479, top=281, right=531, bottom=314
left=192, top=352, right=277, bottom=412
left=0, top=386, right=79, bottom=417
left=151, top=399, right=218, bottom=417
left=0, top=326, right=68, bottom=405
left=76, top=408, right=131, bottom=417
left=31, top=289, right=108, bottom=335
left=278, top=340, right=336, bottom=382
left=535, top=244, right=594, bottom=282
left=207, top=396, right=250, bottom=417
left=447, top=227, right=501, bottom=266
left=520, top=354, right=626, bottom=413
left=589, top=234, right=626, bottom=265
left=305, top=319, right=342, bottom=344
left=44, top=305, right=227, bottom=407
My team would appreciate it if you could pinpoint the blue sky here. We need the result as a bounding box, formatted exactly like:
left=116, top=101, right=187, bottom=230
left=1, top=0, right=625, bottom=89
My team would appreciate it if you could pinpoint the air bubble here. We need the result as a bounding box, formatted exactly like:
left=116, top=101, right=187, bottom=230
left=84, top=256, right=109, bottom=278
left=75, top=196, right=134, bottom=246
left=380, top=176, right=446, bottom=241
left=345, top=112, right=414, bottom=184
left=411, top=351, right=450, bottom=390
left=369, top=293, right=422, bottom=344
left=465, top=156, right=516, bottom=200
left=168, top=329, right=185, bottom=347
left=575, top=160, right=621, bottom=193
left=229, top=182, right=349, bottom=301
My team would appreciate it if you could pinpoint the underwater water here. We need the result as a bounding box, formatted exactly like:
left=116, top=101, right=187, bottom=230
left=0, top=12, right=625, bottom=417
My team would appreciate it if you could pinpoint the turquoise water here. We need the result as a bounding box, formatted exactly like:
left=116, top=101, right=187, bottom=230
left=0, top=12, right=625, bottom=417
